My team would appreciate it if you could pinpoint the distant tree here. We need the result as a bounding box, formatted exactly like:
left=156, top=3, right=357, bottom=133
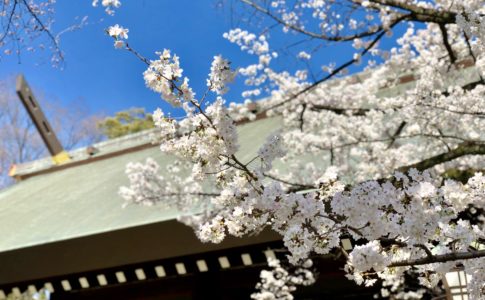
left=97, top=107, right=154, bottom=139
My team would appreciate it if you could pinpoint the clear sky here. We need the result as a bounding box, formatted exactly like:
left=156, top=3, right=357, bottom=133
left=0, top=0, right=402, bottom=118
left=0, top=1, right=243, bottom=117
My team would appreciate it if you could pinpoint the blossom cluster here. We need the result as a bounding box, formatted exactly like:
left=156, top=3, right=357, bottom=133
left=143, top=49, right=189, bottom=106
left=251, top=258, right=315, bottom=300
left=207, top=55, right=237, bottom=95
left=107, top=24, right=128, bottom=48
left=92, top=0, right=121, bottom=15
left=116, top=0, right=485, bottom=298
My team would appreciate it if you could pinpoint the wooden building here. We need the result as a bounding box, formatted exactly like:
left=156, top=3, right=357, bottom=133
left=0, top=113, right=379, bottom=299
left=3, top=64, right=481, bottom=299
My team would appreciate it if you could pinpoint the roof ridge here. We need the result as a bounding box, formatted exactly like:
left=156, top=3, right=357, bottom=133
left=10, top=56, right=477, bottom=179
left=11, top=127, right=160, bottom=179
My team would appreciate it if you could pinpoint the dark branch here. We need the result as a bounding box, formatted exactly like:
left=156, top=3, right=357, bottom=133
left=264, top=173, right=317, bottom=192
left=366, top=0, right=457, bottom=24
left=298, top=103, right=307, bottom=131
left=389, top=249, right=485, bottom=267
left=387, top=121, right=407, bottom=149
left=21, top=0, right=63, bottom=61
left=239, top=0, right=385, bottom=42
left=439, top=23, right=456, bottom=64
left=310, top=104, right=371, bottom=116
left=399, top=142, right=485, bottom=173
left=0, top=0, right=17, bottom=45
left=263, top=15, right=409, bottom=112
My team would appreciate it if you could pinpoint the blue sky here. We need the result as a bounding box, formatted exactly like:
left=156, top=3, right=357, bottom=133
left=0, top=0, right=403, bottom=118
left=1, top=1, right=245, bottom=117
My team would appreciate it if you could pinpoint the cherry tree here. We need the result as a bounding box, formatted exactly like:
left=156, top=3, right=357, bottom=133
left=0, top=0, right=119, bottom=65
left=109, top=0, right=485, bottom=298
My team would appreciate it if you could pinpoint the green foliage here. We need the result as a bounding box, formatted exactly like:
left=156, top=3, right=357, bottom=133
left=98, top=107, right=155, bottom=139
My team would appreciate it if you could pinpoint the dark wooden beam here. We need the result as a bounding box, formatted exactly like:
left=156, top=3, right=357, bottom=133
left=15, top=75, right=69, bottom=164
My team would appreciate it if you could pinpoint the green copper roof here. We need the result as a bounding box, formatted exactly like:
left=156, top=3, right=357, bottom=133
left=1, top=61, right=481, bottom=254
left=0, top=117, right=283, bottom=253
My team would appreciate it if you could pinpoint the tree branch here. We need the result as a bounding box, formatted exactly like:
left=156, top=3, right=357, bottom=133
left=389, top=249, right=485, bottom=267
left=263, top=14, right=409, bottom=112
left=264, top=172, right=317, bottom=192
left=387, top=121, right=407, bottom=149
left=309, top=104, right=371, bottom=116
left=365, top=0, right=457, bottom=24
left=239, top=0, right=385, bottom=42
left=21, top=0, right=63, bottom=61
left=439, top=23, right=456, bottom=64
left=398, top=142, right=485, bottom=173
left=0, top=0, right=18, bottom=45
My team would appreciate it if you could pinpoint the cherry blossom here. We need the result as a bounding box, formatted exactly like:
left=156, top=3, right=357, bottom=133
left=251, top=258, right=315, bottom=300
left=113, top=0, right=485, bottom=298
left=92, top=0, right=121, bottom=15
left=107, top=24, right=128, bottom=48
